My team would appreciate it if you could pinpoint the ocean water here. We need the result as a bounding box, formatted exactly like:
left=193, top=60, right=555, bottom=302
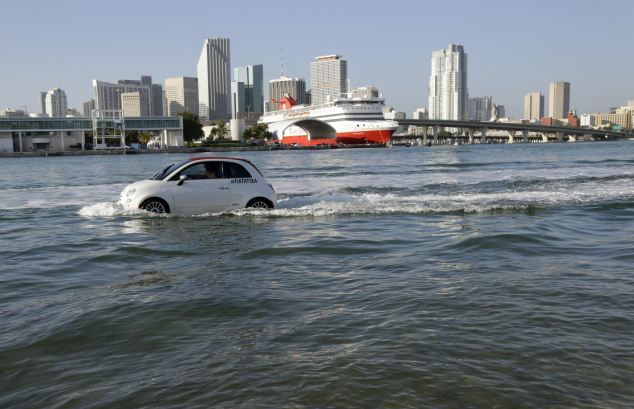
left=1, top=142, right=634, bottom=408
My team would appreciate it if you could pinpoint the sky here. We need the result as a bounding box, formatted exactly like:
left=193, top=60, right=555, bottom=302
left=1, top=0, right=633, bottom=118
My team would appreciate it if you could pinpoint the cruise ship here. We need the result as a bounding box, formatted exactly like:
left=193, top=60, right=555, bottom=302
left=258, top=94, right=399, bottom=146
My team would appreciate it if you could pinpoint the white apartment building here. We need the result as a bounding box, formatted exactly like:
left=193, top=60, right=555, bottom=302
left=524, top=92, right=544, bottom=120
left=310, top=55, right=347, bottom=105
left=268, top=76, right=307, bottom=107
left=164, top=77, right=199, bottom=116
left=44, top=87, right=68, bottom=117
left=197, top=38, right=231, bottom=121
left=428, top=44, right=468, bottom=120
left=549, top=81, right=570, bottom=119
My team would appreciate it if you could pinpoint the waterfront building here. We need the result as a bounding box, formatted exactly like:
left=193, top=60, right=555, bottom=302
left=468, top=96, right=493, bottom=121
left=0, top=116, right=184, bottom=153
left=233, top=64, right=263, bottom=114
left=428, top=44, right=468, bottom=120
left=351, top=86, right=379, bottom=99
left=197, top=38, right=231, bottom=121
left=0, top=108, right=27, bottom=117
left=82, top=98, right=96, bottom=117
left=310, top=55, right=347, bottom=105
left=43, top=87, right=68, bottom=118
left=268, top=76, right=307, bottom=108
left=412, top=108, right=428, bottom=120
left=121, top=91, right=149, bottom=117
left=580, top=114, right=595, bottom=127
left=549, top=81, right=570, bottom=119
left=594, top=113, right=631, bottom=129
left=524, top=92, right=544, bottom=120
left=164, top=77, right=199, bottom=116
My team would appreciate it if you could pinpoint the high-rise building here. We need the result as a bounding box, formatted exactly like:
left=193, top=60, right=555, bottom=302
left=40, top=92, right=47, bottom=115
left=524, top=92, right=544, bottom=120
left=164, top=77, right=199, bottom=116
left=428, top=44, right=468, bottom=120
left=230, top=81, right=245, bottom=119
left=468, top=96, right=493, bottom=121
left=310, top=55, right=347, bottom=105
left=268, top=76, right=307, bottom=109
left=233, top=64, right=263, bottom=114
left=549, top=81, right=570, bottom=119
left=93, top=76, right=160, bottom=116
left=495, top=104, right=505, bottom=118
left=197, top=38, right=231, bottom=121
left=44, top=87, right=68, bottom=117
left=121, top=91, right=149, bottom=117
left=82, top=98, right=96, bottom=117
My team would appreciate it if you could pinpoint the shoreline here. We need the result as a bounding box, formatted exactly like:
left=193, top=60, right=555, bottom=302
left=0, top=144, right=386, bottom=158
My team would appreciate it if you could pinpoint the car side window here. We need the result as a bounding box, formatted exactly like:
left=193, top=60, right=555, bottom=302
left=180, top=163, right=208, bottom=180
left=223, top=162, right=252, bottom=178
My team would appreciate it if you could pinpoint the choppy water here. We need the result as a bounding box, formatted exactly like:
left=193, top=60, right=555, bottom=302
left=2, top=143, right=634, bottom=408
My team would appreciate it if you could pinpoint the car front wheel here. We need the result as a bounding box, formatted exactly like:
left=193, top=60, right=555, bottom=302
left=141, top=198, right=170, bottom=213
left=246, top=198, right=272, bottom=209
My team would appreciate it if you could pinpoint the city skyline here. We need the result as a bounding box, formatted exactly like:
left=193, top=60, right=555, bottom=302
left=1, top=0, right=633, bottom=118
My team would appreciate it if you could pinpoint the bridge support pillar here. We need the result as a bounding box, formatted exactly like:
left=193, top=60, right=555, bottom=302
left=507, top=130, right=515, bottom=144
left=481, top=129, right=488, bottom=144
left=467, top=128, right=475, bottom=144
left=421, top=126, right=428, bottom=145
left=556, top=132, right=564, bottom=142
left=540, top=133, right=549, bottom=143
left=568, top=134, right=577, bottom=142
left=432, top=125, right=439, bottom=144
left=522, top=129, right=528, bottom=143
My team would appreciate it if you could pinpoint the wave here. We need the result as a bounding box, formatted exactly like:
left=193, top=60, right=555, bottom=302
left=77, top=177, right=634, bottom=218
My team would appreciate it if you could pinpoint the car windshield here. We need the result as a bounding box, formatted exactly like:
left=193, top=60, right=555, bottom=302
left=152, top=159, right=190, bottom=180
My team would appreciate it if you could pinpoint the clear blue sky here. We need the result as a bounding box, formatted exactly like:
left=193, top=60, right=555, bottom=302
left=1, top=0, right=632, bottom=118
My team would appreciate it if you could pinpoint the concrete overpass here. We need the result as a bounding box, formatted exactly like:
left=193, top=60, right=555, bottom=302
left=394, top=119, right=632, bottom=144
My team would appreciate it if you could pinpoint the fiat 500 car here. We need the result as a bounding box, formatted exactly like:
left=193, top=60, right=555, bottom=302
left=119, top=157, right=277, bottom=214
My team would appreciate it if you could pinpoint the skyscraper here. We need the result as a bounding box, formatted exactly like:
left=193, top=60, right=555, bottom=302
left=549, top=81, right=570, bottom=119
left=82, top=98, right=96, bottom=117
left=197, top=38, right=231, bottom=121
left=230, top=81, right=245, bottom=119
left=428, top=44, right=468, bottom=120
left=44, top=87, right=68, bottom=117
left=233, top=64, right=263, bottom=114
left=164, top=77, right=199, bottom=116
left=310, top=55, right=347, bottom=105
left=524, top=92, right=544, bottom=120
left=92, top=76, right=161, bottom=116
left=468, top=96, right=493, bottom=121
left=268, top=76, right=307, bottom=108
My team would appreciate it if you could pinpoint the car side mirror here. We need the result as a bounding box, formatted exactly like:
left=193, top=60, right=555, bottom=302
left=177, top=174, right=188, bottom=186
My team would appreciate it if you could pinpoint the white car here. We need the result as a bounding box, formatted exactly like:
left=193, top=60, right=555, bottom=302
left=120, top=157, right=277, bottom=214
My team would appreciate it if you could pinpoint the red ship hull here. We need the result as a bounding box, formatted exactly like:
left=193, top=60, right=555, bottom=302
left=280, top=129, right=395, bottom=146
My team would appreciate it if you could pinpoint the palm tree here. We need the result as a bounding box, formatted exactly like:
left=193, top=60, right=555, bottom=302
left=216, top=120, right=228, bottom=141
left=139, top=132, right=154, bottom=147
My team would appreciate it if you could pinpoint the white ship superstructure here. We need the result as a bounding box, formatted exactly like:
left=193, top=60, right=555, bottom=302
left=259, top=95, right=398, bottom=145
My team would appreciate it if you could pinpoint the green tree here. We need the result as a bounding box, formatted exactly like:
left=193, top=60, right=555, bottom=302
left=177, top=111, right=204, bottom=144
left=215, top=120, right=228, bottom=140
left=125, top=130, right=140, bottom=144
left=244, top=123, right=272, bottom=141
left=139, top=132, right=154, bottom=146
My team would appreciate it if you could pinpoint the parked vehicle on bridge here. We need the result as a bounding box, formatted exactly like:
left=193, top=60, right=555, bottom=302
left=119, top=157, right=277, bottom=214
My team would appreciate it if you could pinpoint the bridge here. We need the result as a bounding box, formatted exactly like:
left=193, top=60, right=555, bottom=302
left=394, top=119, right=632, bottom=144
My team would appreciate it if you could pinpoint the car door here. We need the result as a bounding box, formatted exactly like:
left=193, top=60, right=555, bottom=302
left=171, top=162, right=231, bottom=213
left=222, top=161, right=257, bottom=206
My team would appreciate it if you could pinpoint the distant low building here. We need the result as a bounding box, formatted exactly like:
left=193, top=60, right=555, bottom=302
left=580, top=114, right=595, bottom=127
left=412, top=108, right=428, bottom=120
left=383, top=107, right=406, bottom=120
left=0, top=108, right=27, bottom=117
